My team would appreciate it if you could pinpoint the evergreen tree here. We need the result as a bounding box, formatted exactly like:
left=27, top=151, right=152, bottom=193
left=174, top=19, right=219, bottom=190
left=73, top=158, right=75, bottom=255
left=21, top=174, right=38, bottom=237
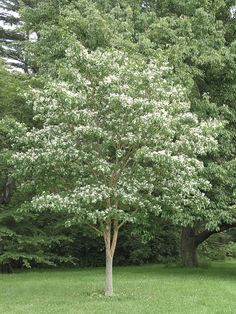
left=0, top=0, right=36, bottom=72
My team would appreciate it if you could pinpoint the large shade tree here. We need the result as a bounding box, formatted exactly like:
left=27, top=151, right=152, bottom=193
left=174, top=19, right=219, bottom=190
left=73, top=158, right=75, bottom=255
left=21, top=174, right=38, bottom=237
left=144, top=0, right=236, bottom=266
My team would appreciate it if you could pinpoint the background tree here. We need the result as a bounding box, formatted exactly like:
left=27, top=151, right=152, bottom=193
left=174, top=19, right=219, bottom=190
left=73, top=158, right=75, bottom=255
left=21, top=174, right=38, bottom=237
left=0, top=0, right=26, bottom=71
left=143, top=0, right=236, bottom=266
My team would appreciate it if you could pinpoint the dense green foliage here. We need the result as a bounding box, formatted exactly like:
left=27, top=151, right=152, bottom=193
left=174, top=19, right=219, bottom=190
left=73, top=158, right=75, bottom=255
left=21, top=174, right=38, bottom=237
left=0, top=61, right=76, bottom=271
left=20, top=0, right=236, bottom=228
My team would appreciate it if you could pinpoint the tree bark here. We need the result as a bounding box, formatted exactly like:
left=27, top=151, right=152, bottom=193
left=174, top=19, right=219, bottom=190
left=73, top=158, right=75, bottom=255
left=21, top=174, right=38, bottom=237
left=0, top=263, right=13, bottom=274
left=181, top=227, right=198, bottom=267
left=0, top=176, right=14, bottom=204
left=195, top=222, right=236, bottom=245
left=181, top=222, right=236, bottom=267
left=103, top=219, right=119, bottom=296
left=105, top=254, right=113, bottom=296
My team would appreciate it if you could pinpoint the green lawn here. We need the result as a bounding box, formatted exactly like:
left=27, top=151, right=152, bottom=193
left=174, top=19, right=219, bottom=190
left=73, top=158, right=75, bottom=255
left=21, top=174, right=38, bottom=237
left=1, top=261, right=236, bottom=314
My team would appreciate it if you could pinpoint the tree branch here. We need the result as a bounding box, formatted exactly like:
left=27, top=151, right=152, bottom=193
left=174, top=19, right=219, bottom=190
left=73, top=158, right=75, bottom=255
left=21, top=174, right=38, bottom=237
left=86, top=224, right=103, bottom=236
left=195, top=222, right=236, bottom=246
left=110, top=220, right=119, bottom=257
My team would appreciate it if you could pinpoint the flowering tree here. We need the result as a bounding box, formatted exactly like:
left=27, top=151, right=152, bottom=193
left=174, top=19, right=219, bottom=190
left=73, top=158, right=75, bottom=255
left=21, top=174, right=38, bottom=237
left=13, top=44, right=219, bottom=296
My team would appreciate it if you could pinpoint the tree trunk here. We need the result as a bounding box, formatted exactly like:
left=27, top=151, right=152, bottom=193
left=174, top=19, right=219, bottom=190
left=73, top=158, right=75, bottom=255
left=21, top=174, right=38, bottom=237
left=181, top=223, right=236, bottom=267
left=181, top=227, right=198, bottom=267
left=105, top=254, right=113, bottom=296
left=103, top=219, right=119, bottom=296
left=0, top=263, right=13, bottom=273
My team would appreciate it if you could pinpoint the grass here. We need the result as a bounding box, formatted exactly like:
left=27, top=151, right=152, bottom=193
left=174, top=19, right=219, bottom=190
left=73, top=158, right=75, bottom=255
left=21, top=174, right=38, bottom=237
left=1, top=261, right=236, bottom=314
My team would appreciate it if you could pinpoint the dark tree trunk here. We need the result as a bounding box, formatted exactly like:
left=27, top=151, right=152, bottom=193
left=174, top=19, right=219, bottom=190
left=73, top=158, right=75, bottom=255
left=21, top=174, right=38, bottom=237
left=181, top=223, right=236, bottom=267
left=0, top=263, right=13, bottom=274
left=181, top=227, right=198, bottom=267
left=0, top=176, right=15, bottom=204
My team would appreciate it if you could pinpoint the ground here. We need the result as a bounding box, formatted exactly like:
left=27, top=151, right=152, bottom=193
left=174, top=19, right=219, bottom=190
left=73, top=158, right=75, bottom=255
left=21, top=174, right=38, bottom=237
left=1, top=261, right=236, bottom=314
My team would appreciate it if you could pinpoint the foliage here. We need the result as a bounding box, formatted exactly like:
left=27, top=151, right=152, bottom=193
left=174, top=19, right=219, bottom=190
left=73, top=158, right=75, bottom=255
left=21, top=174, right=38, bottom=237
left=65, top=221, right=180, bottom=267
left=199, top=232, right=230, bottom=261
left=199, top=230, right=236, bottom=261
left=20, top=0, right=236, bottom=229
left=0, top=60, right=74, bottom=272
left=226, top=241, right=236, bottom=259
left=12, top=43, right=220, bottom=241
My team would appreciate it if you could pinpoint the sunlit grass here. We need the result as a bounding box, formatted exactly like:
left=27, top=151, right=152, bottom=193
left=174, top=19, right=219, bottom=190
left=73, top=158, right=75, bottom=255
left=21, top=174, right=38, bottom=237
left=1, top=261, right=236, bottom=314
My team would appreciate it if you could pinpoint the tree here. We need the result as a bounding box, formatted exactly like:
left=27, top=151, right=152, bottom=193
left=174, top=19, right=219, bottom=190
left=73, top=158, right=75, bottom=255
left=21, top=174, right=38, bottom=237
left=20, top=0, right=158, bottom=75
left=140, top=0, right=236, bottom=266
left=0, top=0, right=40, bottom=72
left=181, top=222, right=236, bottom=267
left=12, top=42, right=219, bottom=295
left=17, top=0, right=236, bottom=268
left=0, top=0, right=26, bottom=71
